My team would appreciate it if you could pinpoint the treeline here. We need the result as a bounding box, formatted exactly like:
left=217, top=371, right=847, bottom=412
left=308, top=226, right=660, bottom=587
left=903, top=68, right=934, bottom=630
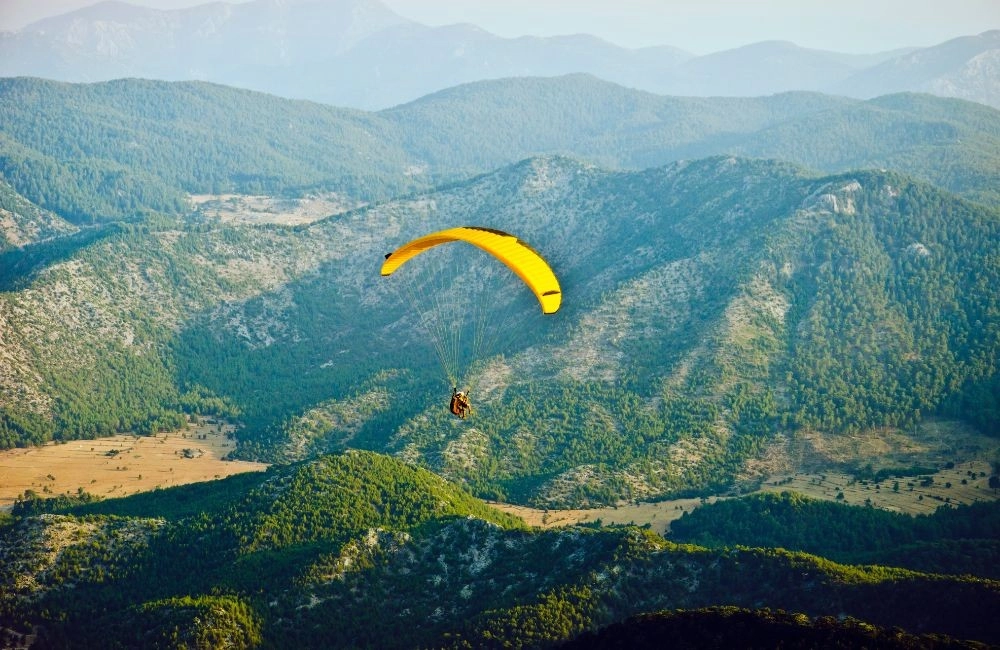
left=670, top=491, right=1000, bottom=578
left=561, top=606, right=988, bottom=650
left=0, top=350, right=226, bottom=450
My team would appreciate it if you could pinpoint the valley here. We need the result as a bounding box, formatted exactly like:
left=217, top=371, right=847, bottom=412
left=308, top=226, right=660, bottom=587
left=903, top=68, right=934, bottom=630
left=1, top=70, right=999, bottom=648
left=189, top=192, right=361, bottom=226
left=4, top=414, right=993, bottom=536
left=0, top=421, right=267, bottom=510
left=496, top=459, right=999, bottom=534
left=494, top=420, right=1000, bottom=531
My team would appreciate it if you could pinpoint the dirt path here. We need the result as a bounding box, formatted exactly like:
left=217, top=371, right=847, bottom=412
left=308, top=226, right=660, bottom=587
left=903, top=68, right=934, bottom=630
left=0, top=422, right=267, bottom=511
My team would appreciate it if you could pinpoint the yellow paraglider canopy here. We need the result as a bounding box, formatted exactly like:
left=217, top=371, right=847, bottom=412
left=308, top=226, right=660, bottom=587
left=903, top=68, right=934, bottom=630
left=381, top=226, right=561, bottom=314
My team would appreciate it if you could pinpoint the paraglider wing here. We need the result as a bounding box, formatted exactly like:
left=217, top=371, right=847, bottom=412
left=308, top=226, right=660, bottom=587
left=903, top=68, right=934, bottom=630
left=381, top=226, right=561, bottom=314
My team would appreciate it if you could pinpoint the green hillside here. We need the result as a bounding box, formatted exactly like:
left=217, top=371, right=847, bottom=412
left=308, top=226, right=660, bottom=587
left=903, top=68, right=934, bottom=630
left=2, top=451, right=998, bottom=648
left=561, top=607, right=989, bottom=649
left=670, top=491, right=1000, bottom=578
left=0, top=78, right=422, bottom=223
left=731, top=93, right=1000, bottom=205
left=1, top=77, right=998, bottom=235
left=378, top=75, right=857, bottom=171
left=1, top=155, right=997, bottom=508
left=0, top=451, right=524, bottom=645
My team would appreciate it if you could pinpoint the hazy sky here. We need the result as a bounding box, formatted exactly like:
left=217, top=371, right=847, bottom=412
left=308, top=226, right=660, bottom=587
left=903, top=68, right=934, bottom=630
left=2, top=0, right=998, bottom=54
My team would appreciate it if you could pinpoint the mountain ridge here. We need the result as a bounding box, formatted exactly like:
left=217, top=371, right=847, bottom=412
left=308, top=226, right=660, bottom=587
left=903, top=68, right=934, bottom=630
left=2, top=151, right=996, bottom=509
left=0, top=0, right=995, bottom=109
left=2, top=76, right=998, bottom=246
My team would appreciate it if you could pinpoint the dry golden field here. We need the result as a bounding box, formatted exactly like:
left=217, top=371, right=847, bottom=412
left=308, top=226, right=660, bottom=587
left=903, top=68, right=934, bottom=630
left=0, top=421, right=268, bottom=510
left=758, top=460, right=997, bottom=515
left=493, top=496, right=722, bottom=536
left=3, top=414, right=996, bottom=531
left=494, top=459, right=999, bottom=535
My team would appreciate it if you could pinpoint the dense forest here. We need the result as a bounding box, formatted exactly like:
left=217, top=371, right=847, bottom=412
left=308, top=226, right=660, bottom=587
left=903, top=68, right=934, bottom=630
left=671, top=491, right=1000, bottom=578
left=1, top=451, right=997, bottom=648
left=560, top=607, right=990, bottom=649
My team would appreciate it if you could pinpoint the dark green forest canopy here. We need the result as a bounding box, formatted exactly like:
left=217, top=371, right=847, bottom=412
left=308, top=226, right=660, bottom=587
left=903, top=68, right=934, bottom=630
left=3, top=451, right=999, bottom=649
left=670, top=491, right=1000, bottom=578
left=0, top=78, right=422, bottom=222
left=560, top=607, right=990, bottom=649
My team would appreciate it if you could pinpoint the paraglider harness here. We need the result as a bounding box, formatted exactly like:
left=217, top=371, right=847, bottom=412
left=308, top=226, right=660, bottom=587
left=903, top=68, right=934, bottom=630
left=450, top=387, right=472, bottom=419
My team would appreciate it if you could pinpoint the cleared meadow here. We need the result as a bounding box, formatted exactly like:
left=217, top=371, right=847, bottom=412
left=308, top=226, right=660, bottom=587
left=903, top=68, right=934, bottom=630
left=3, top=416, right=996, bottom=530
left=495, top=460, right=999, bottom=535
left=0, top=421, right=267, bottom=510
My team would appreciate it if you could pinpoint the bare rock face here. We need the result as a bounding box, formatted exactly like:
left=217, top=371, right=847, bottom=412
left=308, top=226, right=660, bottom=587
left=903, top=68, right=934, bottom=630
left=928, top=48, right=1000, bottom=110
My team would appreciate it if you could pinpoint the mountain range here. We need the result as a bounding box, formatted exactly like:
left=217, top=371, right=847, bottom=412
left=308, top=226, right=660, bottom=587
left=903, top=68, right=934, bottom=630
left=1, top=75, right=998, bottom=245
left=1, top=16, right=1000, bottom=645
left=0, top=78, right=997, bottom=510
left=1, top=0, right=998, bottom=110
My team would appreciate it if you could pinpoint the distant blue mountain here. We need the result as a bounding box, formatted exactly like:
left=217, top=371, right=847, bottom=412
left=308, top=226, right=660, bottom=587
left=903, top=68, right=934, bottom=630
left=0, top=0, right=996, bottom=109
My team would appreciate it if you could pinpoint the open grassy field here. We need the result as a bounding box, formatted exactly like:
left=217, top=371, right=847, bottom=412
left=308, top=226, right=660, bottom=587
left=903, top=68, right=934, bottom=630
left=758, top=460, right=997, bottom=515
left=3, top=416, right=995, bottom=529
left=189, top=192, right=358, bottom=225
left=0, top=421, right=268, bottom=510
left=492, top=496, right=723, bottom=535
left=494, top=421, right=1000, bottom=534
left=494, top=460, right=999, bottom=535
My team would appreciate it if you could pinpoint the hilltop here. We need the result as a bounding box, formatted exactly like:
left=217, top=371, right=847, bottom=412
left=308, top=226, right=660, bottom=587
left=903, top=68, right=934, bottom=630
left=2, top=450, right=998, bottom=647
left=0, top=0, right=996, bottom=109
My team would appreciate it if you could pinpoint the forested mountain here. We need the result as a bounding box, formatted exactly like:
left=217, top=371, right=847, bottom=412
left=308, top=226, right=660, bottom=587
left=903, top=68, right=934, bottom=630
left=2, top=152, right=997, bottom=508
left=1, top=0, right=996, bottom=109
left=383, top=76, right=1000, bottom=205
left=0, top=77, right=424, bottom=226
left=671, top=491, right=1000, bottom=578
left=834, top=30, right=1000, bottom=109
left=1, top=450, right=997, bottom=647
left=0, top=65, right=998, bottom=650
left=1, top=76, right=998, bottom=239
